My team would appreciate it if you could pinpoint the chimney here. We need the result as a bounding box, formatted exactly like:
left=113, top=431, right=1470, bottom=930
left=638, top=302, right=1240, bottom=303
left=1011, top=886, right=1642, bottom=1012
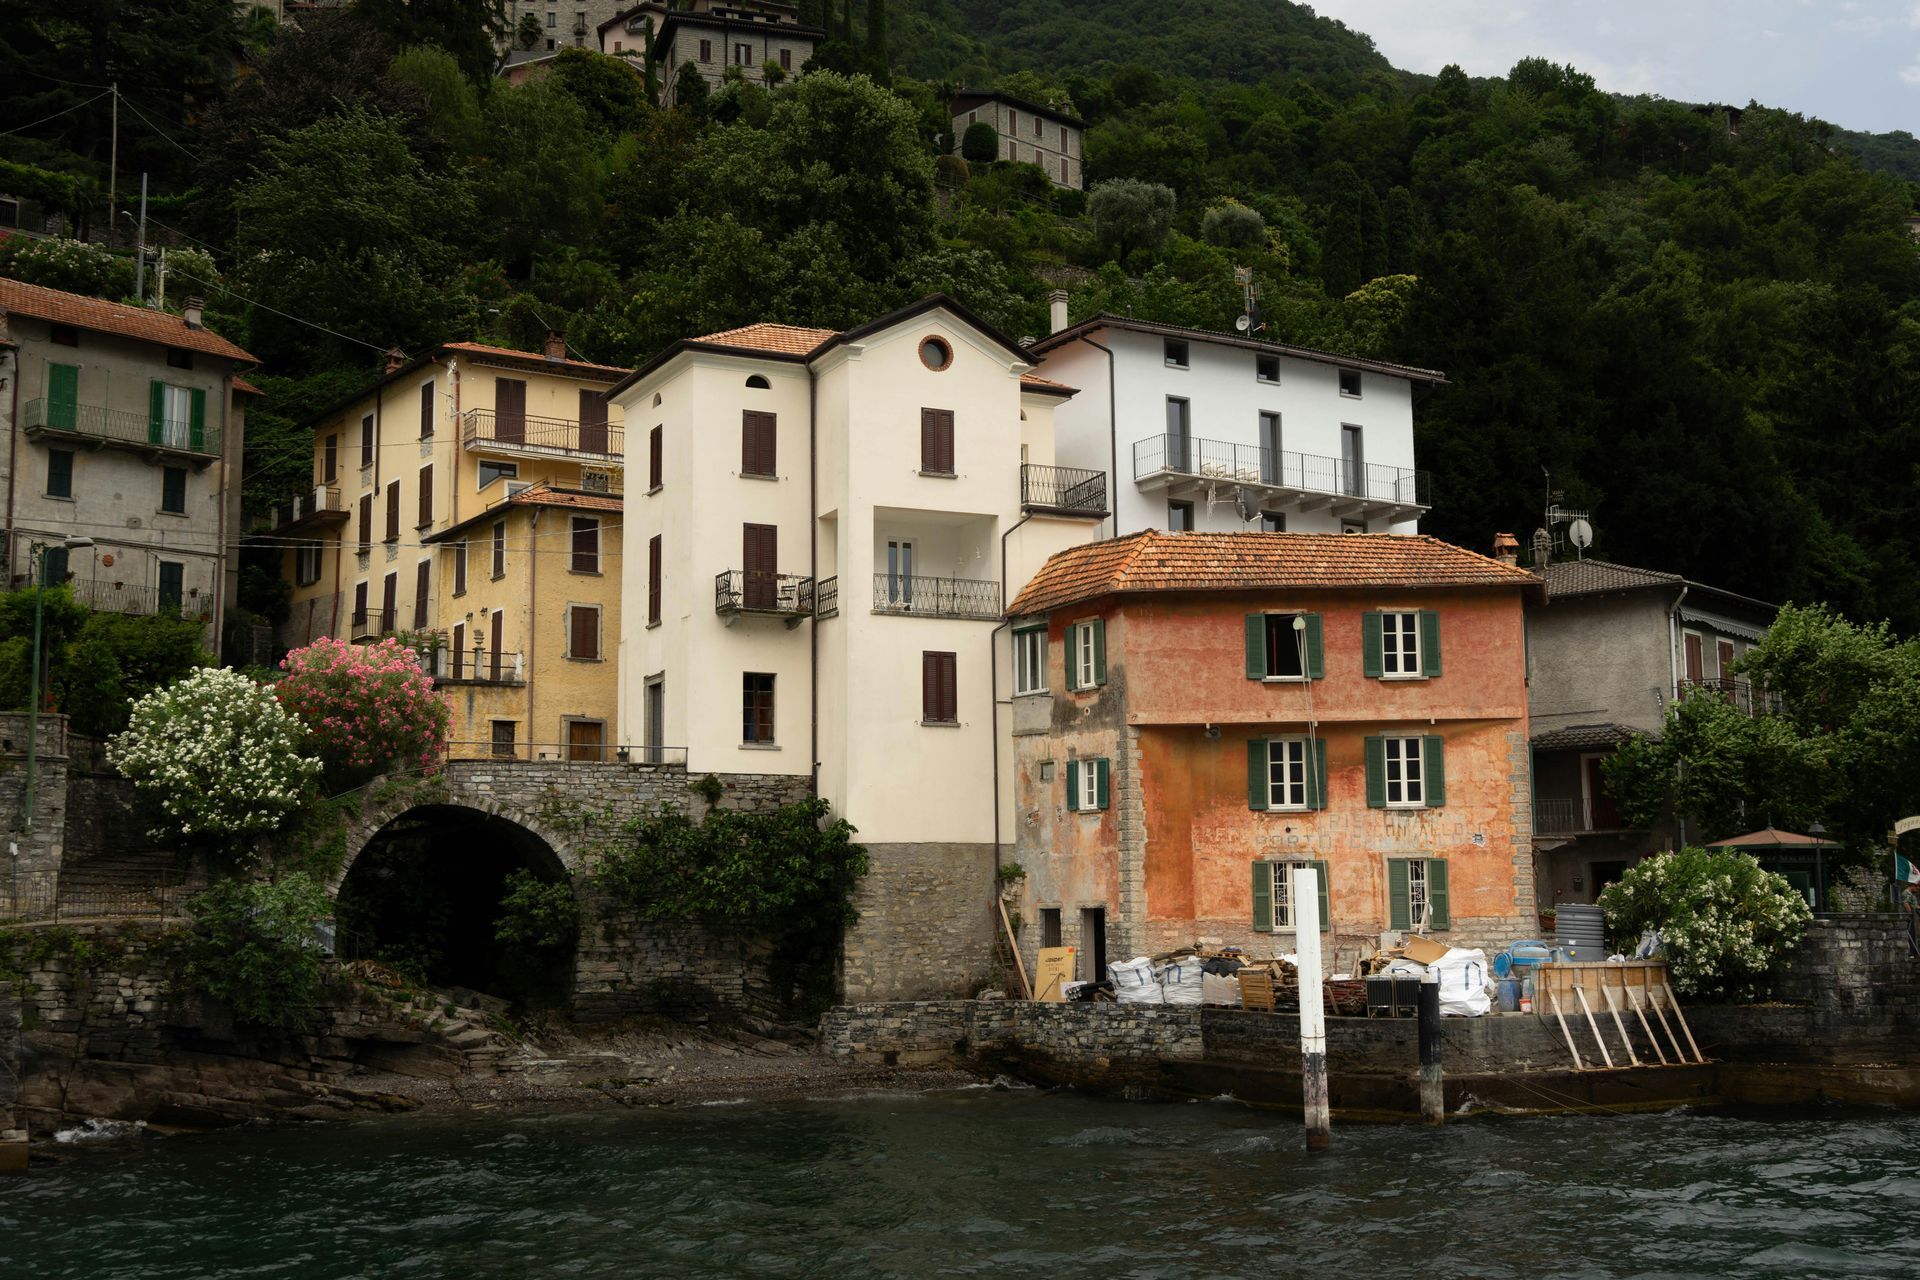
left=182, top=296, right=205, bottom=330
left=1491, top=532, right=1519, bottom=567
left=1531, top=527, right=1552, bottom=568
left=1048, top=289, right=1069, bottom=336
left=543, top=329, right=567, bottom=361
left=384, top=346, right=407, bottom=374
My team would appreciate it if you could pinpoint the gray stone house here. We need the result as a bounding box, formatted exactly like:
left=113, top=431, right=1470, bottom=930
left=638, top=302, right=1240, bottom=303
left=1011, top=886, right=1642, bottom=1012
left=0, top=277, right=255, bottom=655
left=598, top=1, right=821, bottom=104
left=949, top=90, right=1086, bottom=189
left=1526, top=548, right=1777, bottom=907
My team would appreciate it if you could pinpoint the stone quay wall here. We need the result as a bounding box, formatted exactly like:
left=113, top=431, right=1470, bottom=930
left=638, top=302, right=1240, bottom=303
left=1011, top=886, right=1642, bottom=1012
left=1769, top=912, right=1919, bottom=1012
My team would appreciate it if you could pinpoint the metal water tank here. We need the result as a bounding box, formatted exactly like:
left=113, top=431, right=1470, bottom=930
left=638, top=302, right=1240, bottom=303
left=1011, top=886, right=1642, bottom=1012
left=1556, top=903, right=1609, bottom=960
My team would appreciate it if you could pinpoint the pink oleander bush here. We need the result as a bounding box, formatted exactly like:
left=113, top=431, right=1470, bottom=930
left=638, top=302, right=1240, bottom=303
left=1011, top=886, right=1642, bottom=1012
left=275, top=637, right=450, bottom=789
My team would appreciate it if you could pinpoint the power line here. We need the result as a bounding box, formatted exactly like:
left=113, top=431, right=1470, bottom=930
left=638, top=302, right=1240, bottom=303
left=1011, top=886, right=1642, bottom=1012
left=165, top=263, right=393, bottom=354
left=0, top=89, right=112, bottom=138
left=113, top=91, right=202, bottom=162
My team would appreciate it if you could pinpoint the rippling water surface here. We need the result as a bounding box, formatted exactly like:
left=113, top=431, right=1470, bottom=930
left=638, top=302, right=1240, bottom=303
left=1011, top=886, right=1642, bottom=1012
left=3, top=1090, right=1918, bottom=1279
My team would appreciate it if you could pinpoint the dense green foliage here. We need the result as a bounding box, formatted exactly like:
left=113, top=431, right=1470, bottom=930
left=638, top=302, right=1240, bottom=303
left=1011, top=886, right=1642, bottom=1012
left=1604, top=604, right=1920, bottom=861
left=494, top=868, right=581, bottom=955
left=1597, top=847, right=1812, bottom=1000
left=170, top=873, right=336, bottom=1030
left=0, top=587, right=211, bottom=737
left=4, top=1, right=1919, bottom=626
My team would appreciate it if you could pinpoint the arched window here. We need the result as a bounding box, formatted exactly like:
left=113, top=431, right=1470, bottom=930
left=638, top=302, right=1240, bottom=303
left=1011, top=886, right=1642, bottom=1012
left=745, top=374, right=771, bottom=389
left=652, top=392, right=663, bottom=407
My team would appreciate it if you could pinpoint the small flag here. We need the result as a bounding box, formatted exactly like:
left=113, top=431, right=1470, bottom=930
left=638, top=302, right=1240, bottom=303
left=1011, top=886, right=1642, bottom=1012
left=1898, top=849, right=1920, bottom=887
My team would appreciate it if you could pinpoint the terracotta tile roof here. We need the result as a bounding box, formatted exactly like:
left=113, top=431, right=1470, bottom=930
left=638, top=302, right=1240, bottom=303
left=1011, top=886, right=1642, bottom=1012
left=231, top=375, right=264, bottom=397
left=442, top=341, right=630, bottom=377
left=0, top=276, right=256, bottom=363
left=1538, top=559, right=1682, bottom=599
left=508, top=481, right=624, bottom=513
left=693, top=322, right=838, bottom=357
left=1531, top=722, right=1638, bottom=751
left=1019, top=372, right=1078, bottom=395
left=1008, top=530, right=1542, bottom=615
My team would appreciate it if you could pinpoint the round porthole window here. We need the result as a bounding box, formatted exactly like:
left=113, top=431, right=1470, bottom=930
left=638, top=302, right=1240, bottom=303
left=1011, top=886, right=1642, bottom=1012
left=919, top=336, right=953, bottom=371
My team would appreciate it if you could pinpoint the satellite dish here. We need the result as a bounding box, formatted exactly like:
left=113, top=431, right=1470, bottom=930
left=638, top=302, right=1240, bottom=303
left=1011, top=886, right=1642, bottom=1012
left=1568, top=518, right=1593, bottom=550
left=1234, top=486, right=1262, bottom=522
left=1234, top=314, right=1251, bottom=332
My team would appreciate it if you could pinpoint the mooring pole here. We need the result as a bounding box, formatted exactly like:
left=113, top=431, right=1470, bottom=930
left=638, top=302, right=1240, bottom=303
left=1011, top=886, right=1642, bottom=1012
left=1418, top=968, right=1443, bottom=1125
left=1293, top=866, right=1330, bottom=1151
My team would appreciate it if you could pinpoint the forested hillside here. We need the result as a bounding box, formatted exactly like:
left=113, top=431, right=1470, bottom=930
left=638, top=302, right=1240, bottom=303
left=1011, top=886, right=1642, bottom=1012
left=3, top=0, right=1918, bottom=630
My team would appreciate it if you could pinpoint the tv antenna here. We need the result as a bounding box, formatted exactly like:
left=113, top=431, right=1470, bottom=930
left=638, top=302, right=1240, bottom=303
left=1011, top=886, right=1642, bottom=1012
left=1234, top=265, right=1263, bottom=335
left=1541, top=469, right=1593, bottom=560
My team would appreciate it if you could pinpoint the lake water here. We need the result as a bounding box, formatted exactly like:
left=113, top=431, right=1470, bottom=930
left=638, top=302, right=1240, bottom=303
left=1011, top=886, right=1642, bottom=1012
left=3, top=1089, right=1917, bottom=1279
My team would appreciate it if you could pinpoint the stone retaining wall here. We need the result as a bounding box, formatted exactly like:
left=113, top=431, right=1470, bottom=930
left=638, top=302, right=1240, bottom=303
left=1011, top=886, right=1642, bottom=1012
left=1770, top=913, right=1919, bottom=1011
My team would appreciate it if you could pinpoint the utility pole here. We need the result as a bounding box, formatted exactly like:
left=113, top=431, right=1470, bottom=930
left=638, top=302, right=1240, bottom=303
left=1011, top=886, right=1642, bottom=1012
left=1419, top=969, right=1444, bottom=1125
left=108, top=83, right=119, bottom=231
left=134, top=172, right=149, bottom=301
left=1294, top=865, right=1331, bottom=1151
left=156, top=246, right=168, bottom=309
left=23, top=537, right=92, bottom=832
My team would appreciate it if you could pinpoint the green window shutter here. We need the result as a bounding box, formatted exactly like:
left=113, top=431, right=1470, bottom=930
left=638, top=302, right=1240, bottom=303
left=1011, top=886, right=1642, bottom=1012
left=1427, top=859, right=1451, bottom=930
left=1387, top=858, right=1411, bottom=930
left=1064, top=626, right=1079, bottom=691
left=1310, top=738, right=1329, bottom=810
left=1304, top=613, right=1324, bottom=679
left=1066, top=759, right=1080, bottom=811
left=188, top=387, right=207, bottom=451
left=148, top=379, right=165, bottom=444
left=47, top=364, right=79, bottom=429
left=1420, top=610, right=1443, bottom=677
left=1244, top=614, right=1266, bottom=679
left=1364, top=736, right=1387, bottom=808
left=1095, top=758, right=1110, bottom=810
left=1251, top=861, right=1273, bottom=932
left=1091, top=618, right=1107, bottom=686
left=1246, top=739, right=1268, bottom=811
left=1362, top=610, right=1384, bottom=678
left=1314, top=861, right=1331, bottom=932
left=1423, top=735, right=1446, bottom=808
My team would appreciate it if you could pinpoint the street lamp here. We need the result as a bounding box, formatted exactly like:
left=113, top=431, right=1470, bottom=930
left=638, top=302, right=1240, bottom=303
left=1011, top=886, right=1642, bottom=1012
left=23, top=536, right=94, bottom=832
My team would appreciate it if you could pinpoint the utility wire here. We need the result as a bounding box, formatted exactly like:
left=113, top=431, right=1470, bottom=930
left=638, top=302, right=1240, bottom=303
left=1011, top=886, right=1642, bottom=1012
left=0, top=89, right=112, bottom=138
left=166, top=263, right=393, bottom=354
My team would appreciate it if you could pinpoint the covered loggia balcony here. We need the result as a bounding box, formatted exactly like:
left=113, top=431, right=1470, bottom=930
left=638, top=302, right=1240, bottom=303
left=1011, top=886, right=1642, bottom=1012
left=869, top=511, right=1000, bottom=621
left=1134, top=434, right=1430, bottom=524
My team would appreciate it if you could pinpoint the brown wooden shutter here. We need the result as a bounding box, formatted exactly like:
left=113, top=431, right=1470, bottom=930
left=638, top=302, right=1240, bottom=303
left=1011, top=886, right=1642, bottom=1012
left=385, top=481, right=400, bottom=541
left=380, top=572, right=396, bottom=632
left=324, top=434, right=337, bottom=482
left=413, top=559, right=429, bottom=629
left=358, top=493, right=373, bottom=551
left=489, top=609, right=504, bottom=680
left=649, top=425, right=662, bottom=489
left=578, top=388, right=607, bottom=454
left=492, top=522, right=505, bottom=577
left=419, top=381, right=434, bottom=437
left=742, top=410, right=776, bottom=476
left=495, top=379, right=526, bottom=443
left=352, top=581, right=368, bottom=628
left=923, top=651, right=957, bottom=721
left=451, top=621, right=465, bottom=678
left=743, top=523, right=778, bottom=609
left=359, top=413, right=373, bottom=468
left=648, top=534, right=662, bottom=624
left=417, top=464, right=433, bottom=527
left=571, top=517, right=599, bottom=573
left=454, top=541, right=467, bottom=594
left=570, top=605, right=600, bottom=660
left=920, top=408, right=954, bottom=473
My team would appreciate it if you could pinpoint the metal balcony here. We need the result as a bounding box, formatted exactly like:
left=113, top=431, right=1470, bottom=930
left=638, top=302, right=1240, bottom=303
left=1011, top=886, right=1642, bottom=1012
left=68, top=578, right=208, bottom=619
left=1133, top=434, right=1431, bottom=523
left=1020, top=463, right=1108, bottom=517
left=816, top=575, right=839, bottom=618
left=460, top=407, right=622, bottom=462
left=23, top=397, right=222, bottom=462
left=1674, top=678, right=1781, bottom=717
left=419, top=643, right=527, bottom=685
left=1534, top=797, right=1584, bottom=835
left=715, top=570, right=815, bottom=627
left=871, top=573, right=999, bottom=620
left=272, top=484, right=349, bottom=532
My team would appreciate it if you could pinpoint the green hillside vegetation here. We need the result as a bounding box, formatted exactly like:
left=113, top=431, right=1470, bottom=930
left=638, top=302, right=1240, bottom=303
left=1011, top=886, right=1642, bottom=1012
left=3, top=1, right=1918, bottom=631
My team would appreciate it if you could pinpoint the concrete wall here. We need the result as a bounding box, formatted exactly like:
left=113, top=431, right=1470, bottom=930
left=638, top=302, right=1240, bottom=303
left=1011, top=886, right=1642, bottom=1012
left=0, top=713, right=67, bottom=913
left=1527, top=589, right=1674, bottom=737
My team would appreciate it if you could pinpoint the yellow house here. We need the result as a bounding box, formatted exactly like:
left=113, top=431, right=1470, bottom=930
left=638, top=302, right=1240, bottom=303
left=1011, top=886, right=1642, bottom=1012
left=272, top=335, right=629, bottom=757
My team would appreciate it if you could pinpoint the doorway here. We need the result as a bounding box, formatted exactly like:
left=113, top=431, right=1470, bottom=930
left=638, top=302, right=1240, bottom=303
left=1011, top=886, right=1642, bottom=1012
left=1078, top=906, right=1107, bottom=984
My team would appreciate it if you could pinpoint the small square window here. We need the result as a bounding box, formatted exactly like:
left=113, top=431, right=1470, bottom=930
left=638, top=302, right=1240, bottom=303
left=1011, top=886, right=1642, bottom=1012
left=167, top=348, right=193, bottom=370
left=1168, top=499, right=1194, bottom=531
left=479, top=459, right=518, bottom=490
left=490, top=720, right=518, bottom=758
left=1339, top=369, right=1363, bottom=397
left=49, top=323, right=78, bottom=347
left=1342, top=520, right=1367, bottom=535
left=1262, top=613, right=1309, bottom=680
left=1260, top=511, right=1286, bottom=532
left=1256, top=354, right=1280, bottom=383
left=1164, top=339, right=1189, bottom=368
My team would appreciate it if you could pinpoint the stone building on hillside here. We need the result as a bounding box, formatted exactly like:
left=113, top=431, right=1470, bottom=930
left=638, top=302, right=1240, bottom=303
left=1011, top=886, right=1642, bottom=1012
left=1004, top=530, right=1543, bottom=981
left=949, top=91, right=1087, bottom=189
left=597, top=1, right=822, bottom=102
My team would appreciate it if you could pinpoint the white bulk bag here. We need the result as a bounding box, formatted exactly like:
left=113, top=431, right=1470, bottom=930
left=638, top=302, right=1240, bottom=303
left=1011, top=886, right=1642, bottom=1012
left=1108, top=956, right=1163, bottom=1004
left=1200, top=972, right=1242, bottom=1006
left=1159, top=956, right=1206, bottom=1006
left=1433, top=947, right=1492, bottom=1017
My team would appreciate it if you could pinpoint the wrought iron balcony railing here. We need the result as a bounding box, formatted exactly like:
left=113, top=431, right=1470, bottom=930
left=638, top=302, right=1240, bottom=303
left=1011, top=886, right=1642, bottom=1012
left=871, top=573, right=1000, bottom=620
left=460, top=407, right=622, bottom=461
left=815, top=576, right=839, bottom=618
left=272, top=484, right=348, bottom=530
left=1675, top=677, right=1781, bottom=717
left=24, top=397, right=222, bottom=458
left=68, top=578, right=208, bottom=619
left=1020, top=463, right=1108, bottom=516
left=418, top=643, right=527, bottom=685
left=1133, top=433, right=1431, bottom=514
left=1534, top=797, right=1584, bottom=835
left=715, top=570, right=815, bottom=623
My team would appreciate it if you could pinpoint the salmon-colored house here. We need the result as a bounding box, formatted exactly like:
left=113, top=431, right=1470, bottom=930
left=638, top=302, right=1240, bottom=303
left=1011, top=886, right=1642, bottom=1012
left=1004, top=531, right=1544, bottom=983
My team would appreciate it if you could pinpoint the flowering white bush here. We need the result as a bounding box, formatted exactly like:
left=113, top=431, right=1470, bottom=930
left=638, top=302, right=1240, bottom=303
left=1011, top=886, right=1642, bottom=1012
left=1597, top=847, right=1814, bottom=1000
left=107, top=667, right=320, bottom=851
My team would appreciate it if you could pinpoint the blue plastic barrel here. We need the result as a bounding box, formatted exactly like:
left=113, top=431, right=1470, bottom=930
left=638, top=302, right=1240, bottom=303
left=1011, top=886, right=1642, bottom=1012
left=1496, top=978, right=1521, bottom=1012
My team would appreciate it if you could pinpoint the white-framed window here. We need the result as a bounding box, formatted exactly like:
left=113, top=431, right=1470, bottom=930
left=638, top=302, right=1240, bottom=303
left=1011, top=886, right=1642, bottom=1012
left=1269, top=860, right=1314, bottom=929
left=1014, top=626, right=1047, bottom=695
left=1072, top=620, right=1097, bottom=688
left=295, top=542, right=323, bottom=586
left=1073, top=758, right=1102, bottom=812
left=1384, top=735, right=1425, bottom=807
left=1381, top=610, right=1421, bottom=677
left=1256, top=353, right=1280, bottom=383
left=1266, top=737, right=1310, bottom=810
left=1407, top=859, right=1430, bottom=929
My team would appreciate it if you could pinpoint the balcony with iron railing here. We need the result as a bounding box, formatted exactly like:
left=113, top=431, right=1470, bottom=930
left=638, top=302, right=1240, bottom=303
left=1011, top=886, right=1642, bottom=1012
left=349, top=608, right=394, bottom=642
left=67, top=577, right=207, bottom=619
left=414, top=642, right=527, bottom=685
left=871, top=573, right=1000, bottom=621
left=715, top=570, right=815, bottom=626
left=1019, top=463, right=1108, bottom=518
left=272, top=484, right=349, bottom=532
left=460, top=407, right=622, bottom=462
left=815, top=576, right=839, bottom=619
left=23, top=397, right=222, bottom=461
left=1133, top=434, right=1431, bottom=522
left=1675, top=677, right=1781, bottom=717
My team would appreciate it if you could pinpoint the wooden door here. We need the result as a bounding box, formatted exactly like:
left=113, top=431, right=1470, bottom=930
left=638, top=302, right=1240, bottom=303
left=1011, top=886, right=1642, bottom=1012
left=495, top=379, right=526, bottom=444
left=567, top=719, right=605, bottom=762
left=1683, top=632, right=1704, bottom=686
left=743, top=523, right=778, bottom=610
left=1584, top=754, right=1623, bottom=830
left=578, top=389, right=607, bottom=454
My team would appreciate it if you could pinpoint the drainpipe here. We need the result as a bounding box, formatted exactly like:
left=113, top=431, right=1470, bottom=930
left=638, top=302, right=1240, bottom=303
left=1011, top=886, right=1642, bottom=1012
left=527, top=505, right=539, bottom=753
left=449, top=356, right=462, bottom=528
left=1081, top=335, right=1117, bottom=539
left=808, top=361, right=819, bottom=797
left=212, top=367, right=232, bottom=662
left=4, top=336, right=18, bottom=588
left=1668, top=582, right=1689, bottom=847
left=991, top=512, right=1035, bottom=872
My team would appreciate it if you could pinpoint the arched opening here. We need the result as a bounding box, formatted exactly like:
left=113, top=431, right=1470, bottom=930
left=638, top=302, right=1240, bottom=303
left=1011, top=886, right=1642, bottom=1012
left=335, top=805, right=576, bottom=1009
left=744, top=374, right=771, bottom=389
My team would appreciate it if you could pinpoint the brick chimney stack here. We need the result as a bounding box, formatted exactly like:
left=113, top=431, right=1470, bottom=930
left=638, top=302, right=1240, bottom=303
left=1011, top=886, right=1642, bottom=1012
left=1531, top=527, right=1552, bottom=568
left=1492, top=532, right=1519, bottom=567
left=384, top=346, right=406, bottom=374
left=543, top=329, right=567, bottom=361
left=1048, top=289, right=1069, bottom=335
left=182, top=296, right=204, bottom=330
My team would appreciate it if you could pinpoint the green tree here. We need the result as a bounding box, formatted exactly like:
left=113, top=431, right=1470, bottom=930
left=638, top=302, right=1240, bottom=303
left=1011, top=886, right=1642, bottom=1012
left=1088, top=178, right=1176, bottom=260
left=355, top=0, right=505, bottom=82
left=477, top=78, right=602, bottom=272
left=961, top=120, right=999, bottom=165
left=515, top=11, right=542, bottom=50
left=172, top=874, right=335, bottom=1030
left=1201, top=199, right=1266, bottom=251
left=674, top=60, right=711, bottom=119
